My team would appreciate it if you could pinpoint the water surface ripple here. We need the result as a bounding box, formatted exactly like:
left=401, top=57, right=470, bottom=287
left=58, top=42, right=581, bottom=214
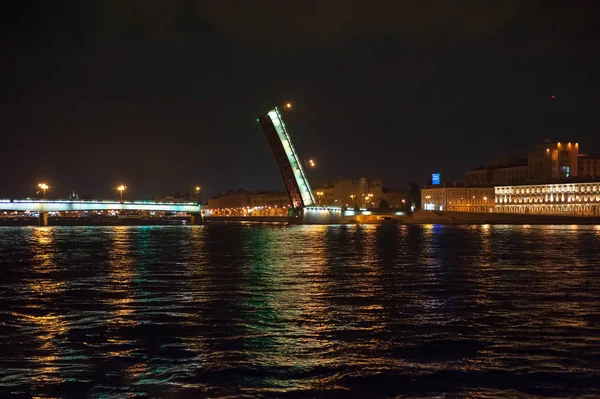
left=0, top=224, right=599, bottom=397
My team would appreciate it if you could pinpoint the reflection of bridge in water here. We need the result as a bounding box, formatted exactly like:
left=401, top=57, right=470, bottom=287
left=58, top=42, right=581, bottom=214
left=0, top=199, right=201, bottom=226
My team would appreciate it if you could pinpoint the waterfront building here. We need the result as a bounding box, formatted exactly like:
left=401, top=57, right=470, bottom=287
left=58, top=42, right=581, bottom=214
left=380, top=188, right=408, bottom=209
left=207, top=190, right=290, bottom=216
left=421, top=185, right=495, bottom=212
left=250, top=192, right=290, bottom=208
left=528, top=141, right=579, bottom=181
left=312, top=177, right=385, bottom=208
left=495, top=181, right=600, bottom=216
left=207, top=190, right=251, bottom=209
left=578, top=154, right=600, bottom=178
left=466, top=160, right=528, bottom=186
left=467, top=141, right=588, bottom=186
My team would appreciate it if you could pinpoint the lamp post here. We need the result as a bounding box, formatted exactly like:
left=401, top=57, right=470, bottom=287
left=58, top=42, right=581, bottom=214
left=38, top=183, right=49, bottom=199
left=402, top=198, right=406, bottom=212
left=195, top=186, right=201, bottom=203
left=316, top=191, right=324, bottom=205
left=117, top=185, right=126, bottom=200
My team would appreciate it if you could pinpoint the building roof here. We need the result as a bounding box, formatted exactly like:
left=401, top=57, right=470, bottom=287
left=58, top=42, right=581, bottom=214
left=467, top=159, right=528, bottom=172
left=579, top=153, right=600, bottom=160
left=423, top=183, right=495, bottom=189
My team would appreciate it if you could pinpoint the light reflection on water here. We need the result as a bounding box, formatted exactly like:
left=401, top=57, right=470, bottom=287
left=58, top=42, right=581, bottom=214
left=0, top=224, right=599, bottom=397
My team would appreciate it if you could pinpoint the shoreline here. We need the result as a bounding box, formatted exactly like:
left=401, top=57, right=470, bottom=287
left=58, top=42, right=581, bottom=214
left=1, top=211, right=599, bottom=226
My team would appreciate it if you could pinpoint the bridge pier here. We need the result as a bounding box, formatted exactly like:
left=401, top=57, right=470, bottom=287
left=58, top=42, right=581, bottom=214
left=38, top=211, right=48, bottom=226
left=190, top=213, right=203, bottom=225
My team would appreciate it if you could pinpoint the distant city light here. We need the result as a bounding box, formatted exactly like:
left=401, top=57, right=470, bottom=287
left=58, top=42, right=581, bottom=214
left=308, top=159, right=315, bottom=167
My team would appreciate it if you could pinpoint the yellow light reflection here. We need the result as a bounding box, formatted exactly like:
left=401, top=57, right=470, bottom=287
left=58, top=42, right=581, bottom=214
left=105, top=227, right=139, bottom=360
left=23, top=227, right=69, bottom=387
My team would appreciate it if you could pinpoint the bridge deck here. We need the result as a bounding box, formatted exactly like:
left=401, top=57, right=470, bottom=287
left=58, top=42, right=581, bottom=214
left=0, top=200, right=200, bottom=213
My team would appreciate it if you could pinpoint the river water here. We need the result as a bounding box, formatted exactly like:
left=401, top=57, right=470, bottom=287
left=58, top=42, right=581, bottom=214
left=0, top=224, right=599, bottom=398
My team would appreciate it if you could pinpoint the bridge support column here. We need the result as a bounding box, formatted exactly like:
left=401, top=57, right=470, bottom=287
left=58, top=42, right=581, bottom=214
left=190, top=213, right=203, bottom=225
left=38, top=212, right=48, bottom=226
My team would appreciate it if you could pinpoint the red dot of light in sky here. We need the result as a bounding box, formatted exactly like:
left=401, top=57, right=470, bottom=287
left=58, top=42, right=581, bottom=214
left=551, top=95, right=555, bottom=99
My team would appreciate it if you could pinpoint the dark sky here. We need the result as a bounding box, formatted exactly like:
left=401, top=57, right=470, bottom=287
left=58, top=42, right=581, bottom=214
left=1, top=0, right=598, bottom=199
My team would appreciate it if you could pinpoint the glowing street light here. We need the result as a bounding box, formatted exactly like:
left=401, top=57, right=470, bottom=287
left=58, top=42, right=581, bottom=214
left=316, top=191, right=324, bottom=205
left=285, top=102, right=292, bottom=109
left=308, top=159, right=316, bottom=168
left=117, top=185, right=126, bottom=200
left=195, top=186, right=201, bottom=203
left=366, top=193, right=374, bottom=207
left=38, top=183, right=49, bottom=199
left=350, top=194, right=357, bottom=208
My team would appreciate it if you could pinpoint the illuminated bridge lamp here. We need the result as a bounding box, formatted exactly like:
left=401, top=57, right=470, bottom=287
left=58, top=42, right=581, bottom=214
left=37, top=183, right=49, bottom=199
left=117, top=185, right=126, bottom=200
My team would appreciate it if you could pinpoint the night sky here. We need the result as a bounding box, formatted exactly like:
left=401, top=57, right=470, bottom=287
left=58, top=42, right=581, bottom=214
left=1, top=1, right=598, bottom=200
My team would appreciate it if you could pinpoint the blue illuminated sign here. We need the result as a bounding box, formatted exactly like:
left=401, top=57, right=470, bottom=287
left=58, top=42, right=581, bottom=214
left=432, top=173, right=440, bottom=185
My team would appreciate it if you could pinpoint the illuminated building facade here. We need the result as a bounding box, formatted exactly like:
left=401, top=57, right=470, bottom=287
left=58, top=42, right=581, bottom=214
left=528, top=141, right=579, bottom=180
left=421, top=186, right=495, bottom=212
left=579, top=154, right=600, bottom=178
left=495, top=182, right=600, bottom=216
left=208, top=190, right=251, bottom=209
left=312, top=177, right=389, bottom=208
left=467, top=142, right=587, bottom=186
left=207, top=190, right=291, bottom=216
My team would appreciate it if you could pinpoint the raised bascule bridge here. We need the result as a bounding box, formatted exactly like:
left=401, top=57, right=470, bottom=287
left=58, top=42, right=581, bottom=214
left=257, top=106, right=342, bottom=224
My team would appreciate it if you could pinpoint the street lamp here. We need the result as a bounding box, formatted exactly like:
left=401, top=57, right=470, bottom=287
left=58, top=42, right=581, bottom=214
left=117, top=185, right=126, bottom=200
left=316, top=191, right=323, bottom=205
left=195, top=186, right=201, bottom=203
left=367, top=193, right=374, bottom=207
left=38, top=183, right=49, bottom=199
left=308, top=159, right=316, bottom=168
left=402, top=198, right=406, bottom=211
